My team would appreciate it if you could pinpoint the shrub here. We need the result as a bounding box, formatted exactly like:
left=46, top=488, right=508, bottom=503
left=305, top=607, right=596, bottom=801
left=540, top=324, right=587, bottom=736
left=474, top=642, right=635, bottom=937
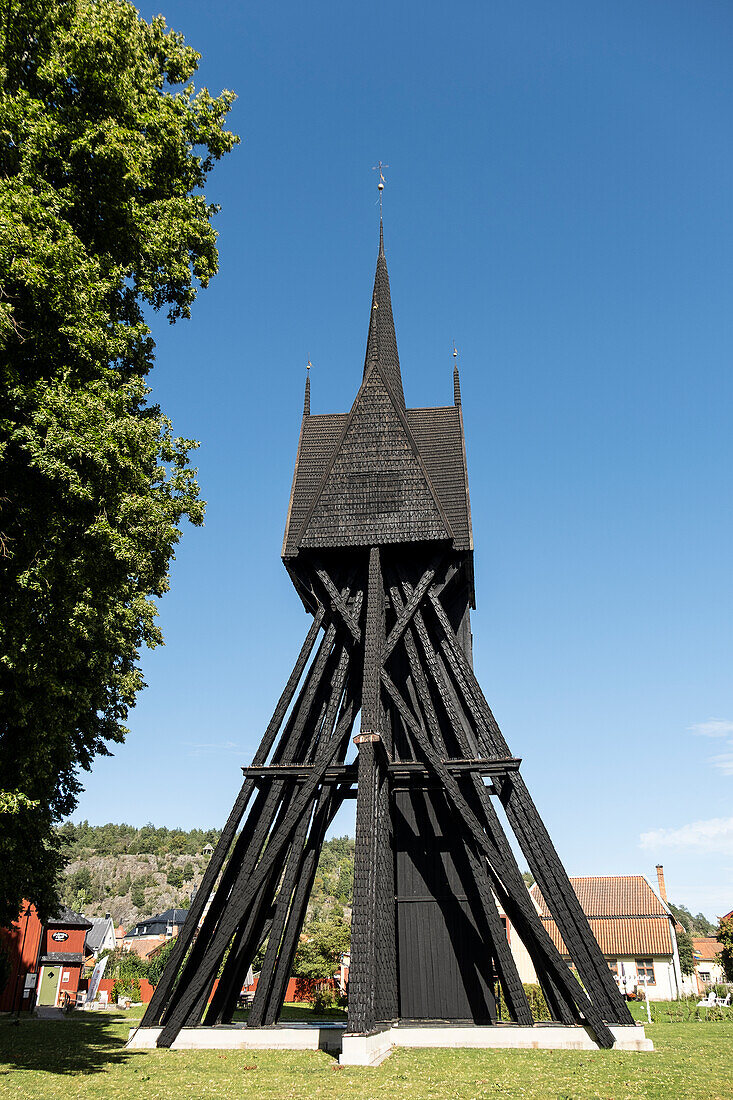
left=112, top=976, right=141, bottom=1002
left=148, top=938, right=177, bottom=987
left=496, top=981, right=550, bottom=1021
left=312, top=984, right=338, bottom=1013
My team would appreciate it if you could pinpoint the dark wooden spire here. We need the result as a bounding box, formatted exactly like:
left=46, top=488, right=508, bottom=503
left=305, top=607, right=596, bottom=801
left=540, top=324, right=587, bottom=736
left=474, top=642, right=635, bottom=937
left=303, top=363, right=311, bottom=417
left=363, top=221, right=406, bottom=409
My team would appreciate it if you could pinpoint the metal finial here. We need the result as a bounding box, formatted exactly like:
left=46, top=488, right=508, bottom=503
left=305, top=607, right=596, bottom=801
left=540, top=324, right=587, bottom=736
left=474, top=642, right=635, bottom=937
left=372, top=161, right=389, bottom=213
left=453, top=345, right=462, bottom=407
left=307, top=359, right=312, bottom=371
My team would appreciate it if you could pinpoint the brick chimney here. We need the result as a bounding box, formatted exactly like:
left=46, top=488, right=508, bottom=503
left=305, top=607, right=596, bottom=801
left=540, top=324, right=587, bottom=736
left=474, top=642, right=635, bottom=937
left=656, top=864, right=668, bottom=903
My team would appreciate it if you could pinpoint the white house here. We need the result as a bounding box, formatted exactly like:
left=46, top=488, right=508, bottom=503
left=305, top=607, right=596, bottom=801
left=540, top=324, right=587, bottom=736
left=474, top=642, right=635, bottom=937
left=84, top=915, right=117, bottom=959
left=685, top=938, right=725, bottom=995
left=505, top=875, right=684, bottom=1002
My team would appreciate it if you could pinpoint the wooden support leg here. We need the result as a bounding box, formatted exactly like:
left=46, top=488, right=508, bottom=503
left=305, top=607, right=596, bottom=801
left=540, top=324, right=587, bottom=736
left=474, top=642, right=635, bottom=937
left=141, top=609, right=325, bottom=1028
left=347, top=547, right=396, bottom=1034
left=386, top=580, right=532, bottom=1024
left=156, top=640, right=356, bottom=1048
left=248, top=775, right=351, bottom=1027
left=261, top=774, right=354, bottom=1025
left=245, top=792, right=318, bottom=1027
left=373, top=750, right=398, bottom=1023
left=158, top=621, right=347, bottom=1028
left=348, top=737, right=381, bottom=1033
left=203, top=790, right=308, bottom=1026
left=380, top=657, right=615, bottom=1047
left=427, top=587, right=632, bottom=1025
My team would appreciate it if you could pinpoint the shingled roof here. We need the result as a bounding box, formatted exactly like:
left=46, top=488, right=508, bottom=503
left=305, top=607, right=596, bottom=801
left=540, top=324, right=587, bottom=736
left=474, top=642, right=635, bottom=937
left=283, top=224, right=472, bottom=558
left=530, top=876, right=675, bottom=958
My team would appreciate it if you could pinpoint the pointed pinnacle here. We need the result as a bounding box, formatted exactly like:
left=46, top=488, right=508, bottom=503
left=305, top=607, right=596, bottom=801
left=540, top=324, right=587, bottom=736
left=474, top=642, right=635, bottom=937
left=303, top=361, right=311, bottom=417
left=362, top=222, right=405, bottom=408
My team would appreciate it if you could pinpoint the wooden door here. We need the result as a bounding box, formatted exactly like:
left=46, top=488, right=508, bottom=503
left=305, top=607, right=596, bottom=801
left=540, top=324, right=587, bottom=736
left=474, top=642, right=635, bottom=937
left=38, top=965, right=60, bottom=1006
left=393, top=786, right=496, bottom=1021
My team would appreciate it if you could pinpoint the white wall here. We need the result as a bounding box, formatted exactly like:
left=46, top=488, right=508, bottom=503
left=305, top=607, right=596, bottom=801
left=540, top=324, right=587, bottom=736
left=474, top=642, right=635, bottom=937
left=615, top=957, right=678, bottom=1001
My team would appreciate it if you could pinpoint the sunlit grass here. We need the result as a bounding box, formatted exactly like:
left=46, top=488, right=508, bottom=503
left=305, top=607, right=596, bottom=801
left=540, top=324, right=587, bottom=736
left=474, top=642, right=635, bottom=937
left=0, top=1003, right=731, bottom=1099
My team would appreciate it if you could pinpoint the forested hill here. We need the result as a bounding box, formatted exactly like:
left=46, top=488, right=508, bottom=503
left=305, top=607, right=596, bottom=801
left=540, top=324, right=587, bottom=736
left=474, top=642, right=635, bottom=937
left=57, top=822, right=354, bottom=930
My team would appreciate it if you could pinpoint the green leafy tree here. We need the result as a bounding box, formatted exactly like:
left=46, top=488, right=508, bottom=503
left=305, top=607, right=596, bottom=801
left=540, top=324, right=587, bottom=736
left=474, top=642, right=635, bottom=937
left=693, top=912, right=718, bottom=938
left=717, top=915, right=733, bottom=982
left=676, top=928, right=695, bottom=976
left=293, top=913, right=351, bottom=982
left=147, top=937, right=177, bottom=986
left=669, top=903, right=694, bottom=932
left=0, top=0, right=237, bottom=926
left=167, top=867, right=183, bottom=890
left=130, top=878, right=147, bottom=910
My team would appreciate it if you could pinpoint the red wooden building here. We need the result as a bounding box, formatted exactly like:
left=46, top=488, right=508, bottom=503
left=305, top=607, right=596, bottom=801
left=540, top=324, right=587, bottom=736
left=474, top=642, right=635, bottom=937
left=0, top=901, right=43, bottom=1012
left=35, top=907, right=91, bottom=1008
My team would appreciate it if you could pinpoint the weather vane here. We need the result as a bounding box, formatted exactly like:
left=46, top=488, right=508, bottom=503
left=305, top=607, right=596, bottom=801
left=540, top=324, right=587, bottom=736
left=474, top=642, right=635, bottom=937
left=372, top=160, right=389, bottom=213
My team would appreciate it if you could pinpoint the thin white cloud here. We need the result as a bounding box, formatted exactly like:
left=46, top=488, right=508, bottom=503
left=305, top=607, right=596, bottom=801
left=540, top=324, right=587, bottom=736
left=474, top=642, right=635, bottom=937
left=640, top=816, right=733, bottom=855
left=709, top=751, right=733, bottom=776
left=689, top=719, right=733, bottom=738
left=182, top=740, right=247, bottom=758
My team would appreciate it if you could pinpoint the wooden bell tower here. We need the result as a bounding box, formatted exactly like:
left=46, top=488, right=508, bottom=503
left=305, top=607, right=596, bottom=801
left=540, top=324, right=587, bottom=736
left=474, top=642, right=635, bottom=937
left=142, top=219, right=633, bottom=1049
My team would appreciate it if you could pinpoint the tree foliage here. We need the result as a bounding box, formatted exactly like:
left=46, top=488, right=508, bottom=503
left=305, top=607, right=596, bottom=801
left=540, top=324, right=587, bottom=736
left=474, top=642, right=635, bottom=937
left=292, top=913, right=350, bottom=982
left=57, top=820, right=222, bottom=858
left=676, top=928, right=695, bottom=976
left=717, top=915, right=733, bottom=982
left=669, top=902, right=717, bottom=938
left=0, top=1, right=237, bottom=926
left=147, top=936, right=177, bottom=987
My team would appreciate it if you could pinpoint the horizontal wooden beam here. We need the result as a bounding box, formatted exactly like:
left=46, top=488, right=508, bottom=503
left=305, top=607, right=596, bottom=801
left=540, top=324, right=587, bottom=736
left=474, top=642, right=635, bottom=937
left=242, top=764, right=358, bottom=782
left=242, top=757, right=520, bottom=782
left=388, top=757, right=520, bottom=777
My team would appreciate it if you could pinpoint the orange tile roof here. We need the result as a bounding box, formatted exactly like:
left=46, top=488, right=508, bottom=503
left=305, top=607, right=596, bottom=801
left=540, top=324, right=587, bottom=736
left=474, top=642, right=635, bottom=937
left=692, top=937, right=721, bottom=962
left=530, top=876, right=674, bottom=958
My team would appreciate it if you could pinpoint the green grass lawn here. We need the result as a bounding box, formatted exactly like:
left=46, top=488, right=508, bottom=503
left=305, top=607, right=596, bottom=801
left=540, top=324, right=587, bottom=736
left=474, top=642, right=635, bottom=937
left=0, top=1003, right=731, bottom=1100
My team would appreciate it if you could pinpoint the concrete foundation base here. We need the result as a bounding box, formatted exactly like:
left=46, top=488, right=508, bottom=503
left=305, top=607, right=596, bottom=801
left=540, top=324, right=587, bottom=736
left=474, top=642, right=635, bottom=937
left=128, top=1021, right=652, bottom=1060
left=338, top=1023, right=652, bottom=1063
left=127, top=1023, right=345, bottom=1054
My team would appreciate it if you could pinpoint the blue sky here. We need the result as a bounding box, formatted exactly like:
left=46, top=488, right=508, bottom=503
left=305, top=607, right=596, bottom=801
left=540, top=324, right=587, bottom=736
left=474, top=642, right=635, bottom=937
left=74, top=0, right=733, bottom=919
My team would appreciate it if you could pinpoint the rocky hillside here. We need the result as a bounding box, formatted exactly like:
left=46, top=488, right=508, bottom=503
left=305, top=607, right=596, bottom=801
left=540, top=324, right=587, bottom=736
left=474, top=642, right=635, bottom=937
left=57, top=822, right=355, bottom=930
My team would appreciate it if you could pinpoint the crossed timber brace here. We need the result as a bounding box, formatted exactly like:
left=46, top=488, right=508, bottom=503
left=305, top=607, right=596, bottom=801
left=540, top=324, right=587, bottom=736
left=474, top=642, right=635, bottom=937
left=143, top=550, right=631, bottom=1050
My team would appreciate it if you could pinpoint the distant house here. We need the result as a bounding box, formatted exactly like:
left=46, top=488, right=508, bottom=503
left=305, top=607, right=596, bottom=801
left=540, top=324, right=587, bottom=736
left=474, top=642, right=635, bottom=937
left=519, top=875, right=684, bottom=1001
left=202, top=843, right=214, bottom=856
left=123, top=908, right=188, bottom=959
left=688, top=938, right=724, bottom=994
left=84, top=915, right=116, bottom=960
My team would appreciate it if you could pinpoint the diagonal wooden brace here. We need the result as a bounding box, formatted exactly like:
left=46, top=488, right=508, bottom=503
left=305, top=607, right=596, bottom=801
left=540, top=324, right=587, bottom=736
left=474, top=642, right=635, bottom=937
left=314, top=566, right=362, bottom=641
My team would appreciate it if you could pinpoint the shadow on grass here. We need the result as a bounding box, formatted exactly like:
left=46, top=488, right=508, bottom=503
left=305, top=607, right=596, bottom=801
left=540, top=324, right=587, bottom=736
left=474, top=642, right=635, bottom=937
left=231, top=1002, right=347, bottom=1025
left=0, top=1010, right=132, bottom=1077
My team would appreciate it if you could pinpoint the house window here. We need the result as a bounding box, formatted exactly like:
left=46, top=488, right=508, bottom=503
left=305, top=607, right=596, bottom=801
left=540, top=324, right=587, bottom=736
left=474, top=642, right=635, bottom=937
left=607, top=960, right=618, bottom=977
left=635, top=959, right=655, bottom=985
left=699, top=970, right=711, bottom=983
